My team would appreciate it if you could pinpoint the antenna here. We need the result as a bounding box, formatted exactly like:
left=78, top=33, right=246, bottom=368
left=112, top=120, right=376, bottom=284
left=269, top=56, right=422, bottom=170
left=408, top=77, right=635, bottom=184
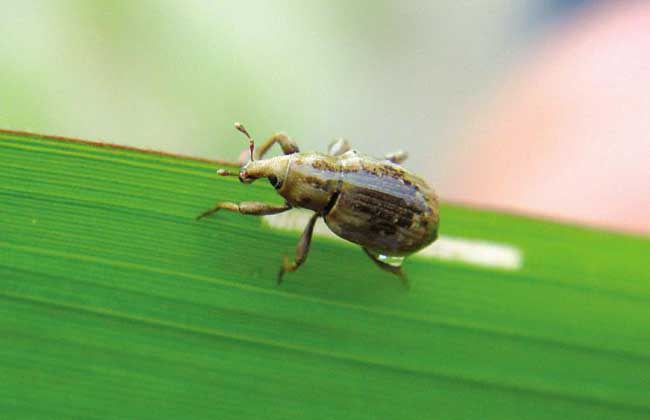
left=234, top=122, right=255, bottom=161
left=216, top=168, right=237, bottom=177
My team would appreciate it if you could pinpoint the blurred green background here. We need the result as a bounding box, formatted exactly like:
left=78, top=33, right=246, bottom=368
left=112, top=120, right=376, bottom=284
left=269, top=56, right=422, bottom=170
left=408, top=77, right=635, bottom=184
left=1, top=0, right=541, bottom=181
left=6, top=0, right=647, bottom=233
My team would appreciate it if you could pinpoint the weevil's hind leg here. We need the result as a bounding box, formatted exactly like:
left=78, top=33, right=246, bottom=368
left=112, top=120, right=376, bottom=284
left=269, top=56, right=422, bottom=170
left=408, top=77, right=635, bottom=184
left=278, top=213, right=319, bottom=284
left=327, top=138, right=352, bottom=156
left=196, top=201, right=290, bottom=220
left=362, top=248, right=410, bottom=289
left=256, top=133, right=300, bottom=160
left=384, top=150, right=408, bottom=164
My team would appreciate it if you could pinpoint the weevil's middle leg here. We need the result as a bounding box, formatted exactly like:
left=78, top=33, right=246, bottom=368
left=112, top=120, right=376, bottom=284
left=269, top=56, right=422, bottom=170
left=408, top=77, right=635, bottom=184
left=196, top=201, right=290, bottom=220
left=256, top=133, right=300, bottom=160
left=278, top=212, right=319, bottom=284
left=384, top=150, right=408, bottom=164
left=362, top=247, right=410, bottom=289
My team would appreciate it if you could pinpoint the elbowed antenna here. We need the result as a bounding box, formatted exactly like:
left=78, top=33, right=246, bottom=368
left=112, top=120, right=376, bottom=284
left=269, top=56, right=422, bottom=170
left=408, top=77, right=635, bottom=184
left=215, top=122, right=255, bottom=176
left=234, top=122, right=255, bottom=161
left=216, top=168, right=236, bottom=177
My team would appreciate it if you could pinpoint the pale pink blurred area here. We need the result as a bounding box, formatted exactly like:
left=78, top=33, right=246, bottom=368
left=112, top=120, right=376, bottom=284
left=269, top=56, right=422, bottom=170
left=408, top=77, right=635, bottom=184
left=442, top=1, right=650, bottom=234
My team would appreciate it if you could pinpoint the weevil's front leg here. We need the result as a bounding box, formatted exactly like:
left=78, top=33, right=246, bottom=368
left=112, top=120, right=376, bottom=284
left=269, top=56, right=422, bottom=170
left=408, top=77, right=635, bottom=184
left=362, top=248, right=410, bottom=289
left=196, top=201, right=290, bottom=220
left=256, top=133, right=300, bottom=160
left=278, top=212, right=319, bottom=284
left=384, top=150, right=408, bottom=164
left=327, top=138, right=351, bottom=156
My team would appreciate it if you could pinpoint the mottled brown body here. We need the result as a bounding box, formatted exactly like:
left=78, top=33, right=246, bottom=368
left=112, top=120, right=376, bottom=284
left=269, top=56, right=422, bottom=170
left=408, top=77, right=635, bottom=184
left=278, top=152, right=439, bottom=256
left=197, top=123, right=440, bottom=287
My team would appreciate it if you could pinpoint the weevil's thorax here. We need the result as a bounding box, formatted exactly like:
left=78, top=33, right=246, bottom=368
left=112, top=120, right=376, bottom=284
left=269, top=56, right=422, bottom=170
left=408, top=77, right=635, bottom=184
left=278, top=152, right=341, bottom=212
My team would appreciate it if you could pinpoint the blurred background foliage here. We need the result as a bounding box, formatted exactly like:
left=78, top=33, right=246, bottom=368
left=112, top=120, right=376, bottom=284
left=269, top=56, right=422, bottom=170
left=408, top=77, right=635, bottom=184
left=2, top=0, right=647, bottom=233
left=0, top=0, right=578, bottom=172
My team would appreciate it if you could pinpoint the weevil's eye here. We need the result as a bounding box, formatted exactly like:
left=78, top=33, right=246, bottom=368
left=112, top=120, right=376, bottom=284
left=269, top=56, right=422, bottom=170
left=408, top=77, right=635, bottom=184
left=268, top=175, right=281, bottom=189
left=238, top=170, right=248, bottom=183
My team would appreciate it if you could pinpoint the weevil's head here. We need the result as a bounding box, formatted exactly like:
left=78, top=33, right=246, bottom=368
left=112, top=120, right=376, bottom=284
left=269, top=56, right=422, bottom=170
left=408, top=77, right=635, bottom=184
left=225, top=122, right=290, bottom=190
left=238, top=156, right=291, bottom=190
left=216, top=122, right=291, bottom=190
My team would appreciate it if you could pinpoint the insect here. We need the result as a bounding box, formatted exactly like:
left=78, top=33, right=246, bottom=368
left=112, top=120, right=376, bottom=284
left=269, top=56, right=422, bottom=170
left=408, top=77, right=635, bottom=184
left=197, top=123, right=439, bottom=288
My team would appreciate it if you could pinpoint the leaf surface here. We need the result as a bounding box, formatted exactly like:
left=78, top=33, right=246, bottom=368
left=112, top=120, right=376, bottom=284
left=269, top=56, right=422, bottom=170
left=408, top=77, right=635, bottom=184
left=1, top=130, right=649, bottom=419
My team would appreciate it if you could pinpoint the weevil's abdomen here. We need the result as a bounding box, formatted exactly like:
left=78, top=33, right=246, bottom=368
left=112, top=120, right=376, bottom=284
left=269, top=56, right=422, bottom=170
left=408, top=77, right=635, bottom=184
left=324, top=156, right=439, bottom=256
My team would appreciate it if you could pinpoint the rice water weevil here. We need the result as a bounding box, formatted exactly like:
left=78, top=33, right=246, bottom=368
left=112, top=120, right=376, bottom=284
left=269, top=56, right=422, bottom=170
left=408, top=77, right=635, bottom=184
left=197, top=123, right=439, bottom=288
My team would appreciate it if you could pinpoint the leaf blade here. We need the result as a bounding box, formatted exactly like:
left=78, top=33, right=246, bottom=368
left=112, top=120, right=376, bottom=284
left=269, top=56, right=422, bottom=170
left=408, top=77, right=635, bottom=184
left=1, top=130, right=649, bottom=419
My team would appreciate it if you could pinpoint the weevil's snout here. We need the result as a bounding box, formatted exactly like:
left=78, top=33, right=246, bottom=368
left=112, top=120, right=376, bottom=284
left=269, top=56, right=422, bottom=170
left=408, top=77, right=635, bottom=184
left=238, top=169, right=255, bottom=184
left=238, top=161, right=256, bottom=184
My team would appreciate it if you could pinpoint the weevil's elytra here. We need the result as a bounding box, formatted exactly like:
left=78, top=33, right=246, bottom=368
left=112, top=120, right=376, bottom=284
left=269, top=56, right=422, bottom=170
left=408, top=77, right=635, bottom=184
left=197, top=123, right=440, bottom=288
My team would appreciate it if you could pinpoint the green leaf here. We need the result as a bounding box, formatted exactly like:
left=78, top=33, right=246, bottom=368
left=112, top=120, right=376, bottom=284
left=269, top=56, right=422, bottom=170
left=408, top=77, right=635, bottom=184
left=1, top=130, right=649, bottom=419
